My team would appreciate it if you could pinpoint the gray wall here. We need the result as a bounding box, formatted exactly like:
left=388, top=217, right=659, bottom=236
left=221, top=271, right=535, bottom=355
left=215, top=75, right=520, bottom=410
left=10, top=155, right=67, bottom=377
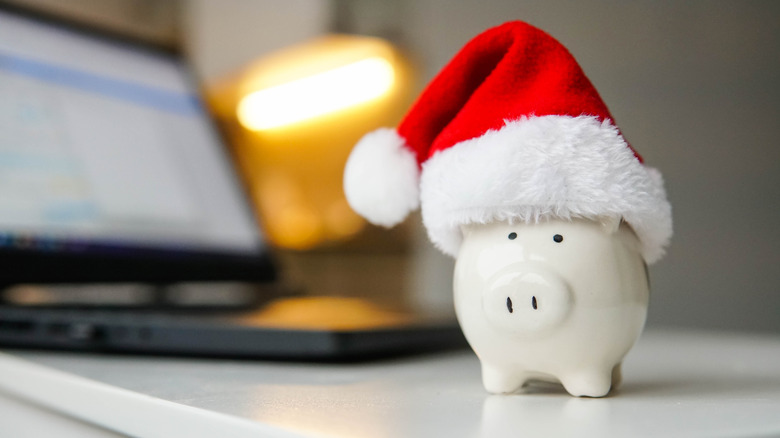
left=24, top=0, right=776, bottom=332
left=186, top=0, right=780, bottom=333
left=382, top=0, right=779, bottom=332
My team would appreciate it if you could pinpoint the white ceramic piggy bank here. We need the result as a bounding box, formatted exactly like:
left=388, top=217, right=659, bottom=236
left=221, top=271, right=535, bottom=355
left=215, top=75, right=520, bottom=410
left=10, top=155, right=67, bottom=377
left=454, top=217, right=649, bottom=397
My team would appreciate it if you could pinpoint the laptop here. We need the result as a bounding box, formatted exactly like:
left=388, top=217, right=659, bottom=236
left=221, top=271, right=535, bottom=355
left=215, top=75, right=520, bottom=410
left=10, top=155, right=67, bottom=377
left=0, top=4, right=464, bottom=360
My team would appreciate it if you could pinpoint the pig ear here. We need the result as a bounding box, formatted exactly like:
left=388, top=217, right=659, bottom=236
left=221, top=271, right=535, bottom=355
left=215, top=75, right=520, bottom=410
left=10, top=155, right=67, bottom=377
left=600, top=216, right=622, bottom=234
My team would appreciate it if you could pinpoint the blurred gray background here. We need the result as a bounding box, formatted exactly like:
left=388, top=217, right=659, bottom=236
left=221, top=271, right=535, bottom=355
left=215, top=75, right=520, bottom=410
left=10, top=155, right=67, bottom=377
left=389, top=0, right=780, bottom=334
left=8, top=0, right=779, bottom=332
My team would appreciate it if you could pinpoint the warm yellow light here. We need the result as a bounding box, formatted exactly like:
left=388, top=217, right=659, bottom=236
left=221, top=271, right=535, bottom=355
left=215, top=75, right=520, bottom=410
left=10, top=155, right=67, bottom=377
left=237, top=57, right=395, bottom=131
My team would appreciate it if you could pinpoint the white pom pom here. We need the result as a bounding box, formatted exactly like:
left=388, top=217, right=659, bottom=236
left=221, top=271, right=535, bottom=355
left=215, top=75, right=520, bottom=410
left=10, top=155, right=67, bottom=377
left=343, top=128, right=420, bottom=227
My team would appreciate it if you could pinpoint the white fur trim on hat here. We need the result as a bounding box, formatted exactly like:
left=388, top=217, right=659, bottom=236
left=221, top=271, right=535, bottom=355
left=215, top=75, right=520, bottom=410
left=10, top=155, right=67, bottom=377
left=420, top=115, right=672, bottom=263
left=344, top=128, right=420, bottom=227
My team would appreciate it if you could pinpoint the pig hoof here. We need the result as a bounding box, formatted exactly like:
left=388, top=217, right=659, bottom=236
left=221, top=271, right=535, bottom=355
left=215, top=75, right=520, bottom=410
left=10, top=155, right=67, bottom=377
left=481, top=364, right=524, bottom=394
left=560, top=371, right=613, bottom=398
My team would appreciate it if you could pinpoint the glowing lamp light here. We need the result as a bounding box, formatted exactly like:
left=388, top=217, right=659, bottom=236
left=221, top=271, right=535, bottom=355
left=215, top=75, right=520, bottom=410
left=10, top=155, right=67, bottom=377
left=215, top=36, right=411, bottom=249
left=237, top=56, right=395, bottom=131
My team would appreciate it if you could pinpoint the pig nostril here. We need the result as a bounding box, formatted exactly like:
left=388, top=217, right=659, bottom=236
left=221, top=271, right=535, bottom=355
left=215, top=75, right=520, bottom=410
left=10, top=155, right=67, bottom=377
left=506, top=297, right=513, bottom=313
left=532, top=296, right=538, bottom=310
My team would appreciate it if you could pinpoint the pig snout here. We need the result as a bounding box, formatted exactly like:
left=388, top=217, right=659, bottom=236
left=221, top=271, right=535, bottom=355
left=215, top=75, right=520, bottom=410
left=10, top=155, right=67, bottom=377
left=482, top=265, right=572, bottom=334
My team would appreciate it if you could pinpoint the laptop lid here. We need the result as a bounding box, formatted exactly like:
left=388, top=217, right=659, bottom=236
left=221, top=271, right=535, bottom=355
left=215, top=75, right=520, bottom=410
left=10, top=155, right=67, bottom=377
left=0, top=5, right=275, bottom=285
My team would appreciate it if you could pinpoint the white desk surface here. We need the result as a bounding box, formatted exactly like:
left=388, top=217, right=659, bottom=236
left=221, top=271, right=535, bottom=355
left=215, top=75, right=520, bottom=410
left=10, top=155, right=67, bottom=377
left=1, top=329, right=780, bottom=438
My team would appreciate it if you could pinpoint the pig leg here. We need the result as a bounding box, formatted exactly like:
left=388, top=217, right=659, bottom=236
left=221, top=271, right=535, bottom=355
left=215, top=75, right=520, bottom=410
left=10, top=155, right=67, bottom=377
left=611, top=363, right=622, bottom=390
left=481, top=362, right=525, bottom=394
left=559, top=368, right=613, bottom=398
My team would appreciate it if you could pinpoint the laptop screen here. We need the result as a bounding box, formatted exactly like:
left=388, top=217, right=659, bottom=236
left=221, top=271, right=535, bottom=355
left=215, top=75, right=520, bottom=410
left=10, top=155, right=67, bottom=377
left=0, top=9, right=265, bottom=259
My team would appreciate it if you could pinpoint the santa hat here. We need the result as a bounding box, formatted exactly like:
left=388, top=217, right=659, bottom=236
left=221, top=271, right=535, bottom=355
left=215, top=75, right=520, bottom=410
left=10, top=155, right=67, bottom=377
left=343, top=21, right=672, bottom=263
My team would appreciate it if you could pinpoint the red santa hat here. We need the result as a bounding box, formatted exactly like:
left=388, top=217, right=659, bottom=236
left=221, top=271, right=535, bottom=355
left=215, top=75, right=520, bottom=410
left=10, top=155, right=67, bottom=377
left=343, top=21, right=672, bottom=263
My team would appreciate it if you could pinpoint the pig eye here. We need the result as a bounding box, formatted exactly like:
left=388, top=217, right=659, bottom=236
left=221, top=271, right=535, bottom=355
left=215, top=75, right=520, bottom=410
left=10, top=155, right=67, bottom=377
left=553, top=234, right=563, bottom=243
left=508, top=232, right=517, bottom=240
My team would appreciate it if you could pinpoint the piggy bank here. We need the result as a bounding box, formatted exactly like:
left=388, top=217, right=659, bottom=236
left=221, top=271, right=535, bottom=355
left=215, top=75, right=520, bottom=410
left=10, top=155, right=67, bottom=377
left=453, top=217, right=649, bottom=397
left=342, top=21, right=672, bottom=396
